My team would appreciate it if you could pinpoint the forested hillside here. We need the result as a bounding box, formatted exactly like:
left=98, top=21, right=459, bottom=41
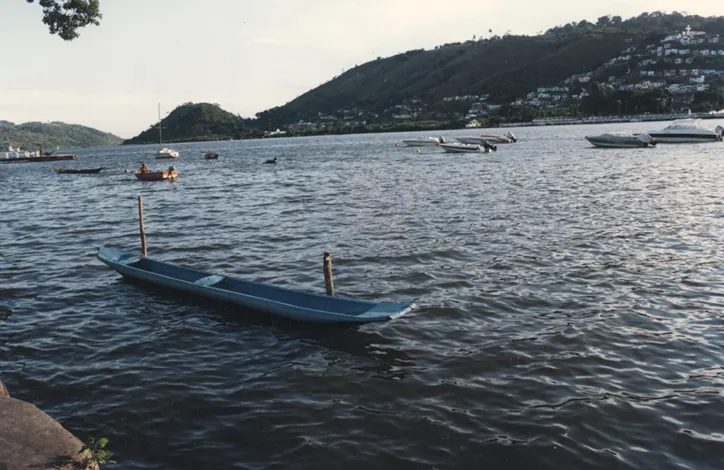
left=0, top=121, right=122, bottom=149
left=255, top=12, right=724, bottom=128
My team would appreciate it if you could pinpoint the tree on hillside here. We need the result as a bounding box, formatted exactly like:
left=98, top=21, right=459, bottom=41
left=26, top=0, right=102, bottom=40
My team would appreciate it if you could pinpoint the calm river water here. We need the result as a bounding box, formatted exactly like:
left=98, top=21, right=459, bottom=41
left=2, top=122, right=724, bottom=469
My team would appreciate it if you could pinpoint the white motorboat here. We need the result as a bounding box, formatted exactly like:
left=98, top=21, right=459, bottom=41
left=154, top=103, right=180, bottom=158
left=585, top=132, right=657, bottom=148
left=647, top=119, right=723, bottom=143
left=457, top=132, right=517, bottom=145
left=440, top=142, right=494, bottom=153
left=156, top=147, right=180, bottom=159
left=401, top=136, right=446, bottom=146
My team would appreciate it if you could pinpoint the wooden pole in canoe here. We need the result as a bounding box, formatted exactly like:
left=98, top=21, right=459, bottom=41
left=323, top=251, right=335, bottom=296
left=138, top=195, right=147, bottom=258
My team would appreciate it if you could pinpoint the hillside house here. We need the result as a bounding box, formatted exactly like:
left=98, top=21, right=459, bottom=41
left=689, top=76, right=705, bottom=84
left=664, top=69, right=676, bottom=77
left=686, top=58, right=694, bottom=64
left=675, top=58, right=683, bottom=64
left=697, top=84, right=711, bottom=91
left=710, top=36, right=720, bottom=44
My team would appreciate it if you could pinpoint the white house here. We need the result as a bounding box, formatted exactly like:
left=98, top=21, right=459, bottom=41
left=710, top=36, right=720, bottom=44
left=675, top=58, right=683, bottom=64
left=678, top=49, right=690, bottom=55
left=697, top=84, right=711, bottom=92
left=701, top=50, right=710, bottom=56
left=689, top=76, right=705, bottom=84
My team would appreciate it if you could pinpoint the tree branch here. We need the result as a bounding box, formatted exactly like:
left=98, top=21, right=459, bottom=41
left=26, top=0, right=102, bottom=40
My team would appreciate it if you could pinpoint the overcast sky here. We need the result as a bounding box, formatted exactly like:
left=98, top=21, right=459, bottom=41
left=1, top=0, right=720, bottom=137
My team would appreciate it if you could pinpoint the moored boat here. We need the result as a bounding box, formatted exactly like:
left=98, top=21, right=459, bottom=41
left=156, top=147, right=180, bottom=159
left=402, top=136, right=446, bottom=146
left=204, top=152, right=219, bottom=160
left=55, top=167, right=105, bottom=174
left=440, top=142, right=496, bottom=153
left=647, top=119, right=723, bottom=143
left=457, top=132, right=517, bottom=145
left=585, top=132, right=657, bottom=148
left=96, top=246, right=415, bottom=324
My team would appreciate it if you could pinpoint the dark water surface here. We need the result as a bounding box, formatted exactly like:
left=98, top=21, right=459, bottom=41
left=2, top=123, right=724, bottom=469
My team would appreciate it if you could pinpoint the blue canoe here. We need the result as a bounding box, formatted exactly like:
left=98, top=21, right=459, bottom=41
left=97, top=246, right=415, bottom=324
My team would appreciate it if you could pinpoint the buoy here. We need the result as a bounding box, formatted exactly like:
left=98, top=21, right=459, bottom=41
left=416, top=148, right=421, bottom=153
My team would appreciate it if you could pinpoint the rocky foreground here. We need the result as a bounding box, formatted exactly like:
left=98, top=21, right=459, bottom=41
left=0, top=380, right=97, bottom=470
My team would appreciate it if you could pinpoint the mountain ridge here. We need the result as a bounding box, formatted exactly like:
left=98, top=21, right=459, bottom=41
left=0, top=121, right=122, bottom=150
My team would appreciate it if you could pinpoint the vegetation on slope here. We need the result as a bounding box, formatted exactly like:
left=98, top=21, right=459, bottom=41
left=256, top=12, right=724, bottom=128
left=122, top=102, right=252, bottom=145
left=0, top=120, right=122, bottom=150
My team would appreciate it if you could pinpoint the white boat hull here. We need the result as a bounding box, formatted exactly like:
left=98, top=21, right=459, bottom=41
left=440, top=143, right=490, bottom=153
left=645, top=134, right=720, bottom=144
left=403, top=141, right=439, bottom=146
left=647, top=119, right=723, bottom=144
left=585, top=133, right=656, bottom=148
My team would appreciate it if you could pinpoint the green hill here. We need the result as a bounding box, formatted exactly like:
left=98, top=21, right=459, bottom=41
left=255, top=12, right=724, bottom=128
left=123, top=102, right=250, bottom=145
left=0, top=121, right=122, bottom=150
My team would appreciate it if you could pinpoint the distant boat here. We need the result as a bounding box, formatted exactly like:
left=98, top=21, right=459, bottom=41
left=204, top=152, right=219, bottom=160
left=55, top=167, right=105, bottom=174
left=96, top=246, right=416, bottom=324
left=647, top=119, right=723, bottom=143
left=585, top=132, right=657, bottom=148
left=402, top=136, right=446, bottom=146
left=157, top=147, right=179, bottom=159
left=440, top=142, right=495, bottom=153
left=155, top=103, right=180, bottom=158
left=457, top=132, right=517, bottom=145
left=264, top=157, right=278, bottom=164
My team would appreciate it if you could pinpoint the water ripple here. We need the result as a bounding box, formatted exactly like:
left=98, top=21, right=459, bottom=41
left=2, top=123, right=724, bottom=469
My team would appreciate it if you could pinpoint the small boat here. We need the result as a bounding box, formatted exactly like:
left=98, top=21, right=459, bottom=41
left=154, top=103, right=180, bottom=158
left=440, top=142, right=496, bottom=153
left=204, top=153, right=219, bottom=160
left=55, top=167, right=105, bottom=174
left=264, top=157, right=278, bottom=164
left=96, top=246, right=415, bottom=324
left=457, top=132, right=517, bottom=145
left=135, top=166, right=178, bottom=181
left=401, top=136, right=446, bottom=146
left=585, top=132, right=657, bottom=148
left=156, top=147, right=180, bottom=159
left=647, top=119, right=723, bottom=143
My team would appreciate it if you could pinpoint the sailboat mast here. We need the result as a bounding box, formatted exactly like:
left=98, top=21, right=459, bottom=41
left=158, top=103, right=163, bottom=145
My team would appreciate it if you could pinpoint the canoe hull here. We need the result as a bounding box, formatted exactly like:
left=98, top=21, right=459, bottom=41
left=97, top=247, right=415, bottom=324
left=55, top=168, right=104, bottom=174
